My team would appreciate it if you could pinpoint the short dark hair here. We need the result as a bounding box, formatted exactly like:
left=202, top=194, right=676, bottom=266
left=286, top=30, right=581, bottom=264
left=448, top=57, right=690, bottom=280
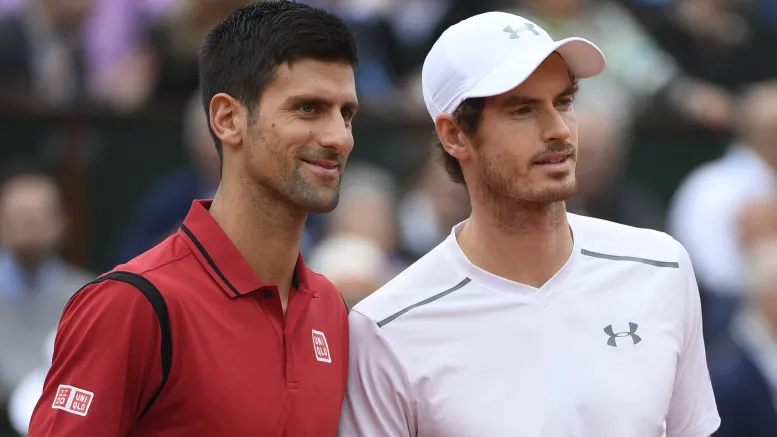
left=198, top=0, right=359, bottom=161
left=432, top=67, right=579, bottom=186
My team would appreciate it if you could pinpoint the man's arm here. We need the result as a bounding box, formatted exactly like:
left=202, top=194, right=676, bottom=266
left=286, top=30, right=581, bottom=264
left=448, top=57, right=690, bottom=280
left=338, top=310, right=415, bottom=437
left=665, top=243, right=721, bottom=437
left=28, top=280, right=163, bottom=436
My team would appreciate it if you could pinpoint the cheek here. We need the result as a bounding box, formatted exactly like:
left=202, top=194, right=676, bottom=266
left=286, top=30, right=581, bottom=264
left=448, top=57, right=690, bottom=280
left=481, top=133, right=533, bottom=172
left=276, top=123, right=315, bottom=156
left=564, top=113, right=579, bottom=140
left=251, top=123, right=310, bottom=166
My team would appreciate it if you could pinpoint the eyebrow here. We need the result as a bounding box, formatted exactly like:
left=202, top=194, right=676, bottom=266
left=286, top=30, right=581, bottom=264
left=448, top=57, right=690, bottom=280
left=284, top=93, right=359, bottom=113
left=500, top=83, right=579, bottom=108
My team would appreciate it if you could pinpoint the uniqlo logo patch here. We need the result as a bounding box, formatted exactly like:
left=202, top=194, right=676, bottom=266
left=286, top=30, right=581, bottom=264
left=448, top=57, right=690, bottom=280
left=312, top=329, right=331, bottom=363
left=52, top=385, right=94, bottom=416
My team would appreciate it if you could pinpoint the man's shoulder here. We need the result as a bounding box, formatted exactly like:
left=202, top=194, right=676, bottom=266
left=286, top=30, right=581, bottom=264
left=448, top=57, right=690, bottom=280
left=118, top=231, right=194, bottom=277
left=82, top=232, right=198, bottom=305
left=60, top=234, right=196, bottom=331
left=570, top=213, right=686, bottom=268
left=351, top=242, right=464, bottom=325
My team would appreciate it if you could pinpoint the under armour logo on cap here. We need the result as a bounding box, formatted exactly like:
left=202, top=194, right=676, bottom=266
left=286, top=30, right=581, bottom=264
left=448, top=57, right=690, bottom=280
left=604, top=323, right=642, bottom=347
left=503, top=23, right=540, bottom=39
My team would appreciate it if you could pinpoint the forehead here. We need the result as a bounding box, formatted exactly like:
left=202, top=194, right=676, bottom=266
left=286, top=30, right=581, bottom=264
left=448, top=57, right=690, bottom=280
left=263, top=59, right=357, bottom=103
left=490, top=54, right=573, bottom=103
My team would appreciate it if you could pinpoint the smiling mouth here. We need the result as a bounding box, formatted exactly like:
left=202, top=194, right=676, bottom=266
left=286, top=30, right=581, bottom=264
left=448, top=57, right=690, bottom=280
left=301, top=159, right=339, bottom=170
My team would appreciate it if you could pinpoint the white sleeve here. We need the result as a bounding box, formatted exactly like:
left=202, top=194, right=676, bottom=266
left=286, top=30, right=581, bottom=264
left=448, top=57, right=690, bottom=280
left=338, top=310, right=415, bottom=437
left=665, top=244, right=721, bottom=437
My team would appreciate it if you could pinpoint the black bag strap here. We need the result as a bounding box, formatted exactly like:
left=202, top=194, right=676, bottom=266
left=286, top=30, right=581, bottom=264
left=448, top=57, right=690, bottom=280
left=71, top=271, right=172, bottom=421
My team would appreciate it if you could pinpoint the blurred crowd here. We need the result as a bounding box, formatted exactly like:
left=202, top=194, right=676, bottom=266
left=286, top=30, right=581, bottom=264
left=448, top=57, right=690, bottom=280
left=1, top=0, right=777, bottom=435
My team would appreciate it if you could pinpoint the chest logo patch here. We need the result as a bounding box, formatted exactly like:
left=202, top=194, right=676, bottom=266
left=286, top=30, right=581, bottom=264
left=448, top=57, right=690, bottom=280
left=312, top=329, right=332, bottom=363
left=604, top=322, right=642, bottom=347
left=52, top=384, right=94, bottom=416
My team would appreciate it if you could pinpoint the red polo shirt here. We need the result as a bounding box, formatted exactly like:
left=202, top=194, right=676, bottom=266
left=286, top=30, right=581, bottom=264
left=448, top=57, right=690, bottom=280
left=28, top=200, right=349, bottom=437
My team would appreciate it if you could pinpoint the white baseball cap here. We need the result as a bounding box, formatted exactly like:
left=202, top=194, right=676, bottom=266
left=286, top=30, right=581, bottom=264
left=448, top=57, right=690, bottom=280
left=422, top=11, right=607, bottom=122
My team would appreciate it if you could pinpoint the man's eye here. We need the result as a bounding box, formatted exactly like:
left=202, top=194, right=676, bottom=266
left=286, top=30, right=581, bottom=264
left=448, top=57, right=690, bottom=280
left=342, top=109, right=355, bottom=121
left=558, top=99, right=574, bottom=108
left=298, top=104, right=316, bottom=114
left=511, top=107, right=532, bottom=116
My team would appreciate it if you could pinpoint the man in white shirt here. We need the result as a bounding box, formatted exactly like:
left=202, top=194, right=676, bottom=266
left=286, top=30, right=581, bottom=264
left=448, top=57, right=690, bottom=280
left=339, top=11, right=720, bottom=437
left=667, top=82, right=777, bottom=341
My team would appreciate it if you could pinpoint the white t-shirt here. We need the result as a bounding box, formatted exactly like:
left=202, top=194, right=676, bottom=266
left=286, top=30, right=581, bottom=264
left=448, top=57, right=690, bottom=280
left=339, top=213, right=720, bottom=437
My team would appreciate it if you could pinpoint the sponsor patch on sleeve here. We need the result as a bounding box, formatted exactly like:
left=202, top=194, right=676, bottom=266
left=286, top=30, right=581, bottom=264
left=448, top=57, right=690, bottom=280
left=52, top=384, right=94, bottom=417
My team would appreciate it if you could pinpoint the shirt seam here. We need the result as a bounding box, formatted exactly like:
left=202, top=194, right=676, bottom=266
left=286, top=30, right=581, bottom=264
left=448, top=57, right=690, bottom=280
left=131, top=247, right=194, bottom=278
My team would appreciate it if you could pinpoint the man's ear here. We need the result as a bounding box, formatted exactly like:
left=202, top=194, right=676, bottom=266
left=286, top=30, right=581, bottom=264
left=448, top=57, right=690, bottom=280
left=209, top=93, right=247, bottom=151
left=435, top=113, right=473, bottom=163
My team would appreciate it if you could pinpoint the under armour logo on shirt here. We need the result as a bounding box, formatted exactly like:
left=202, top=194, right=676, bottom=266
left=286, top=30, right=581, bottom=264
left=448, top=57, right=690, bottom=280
left=604, top=323, right=642, bottom=347
left=503, top=23, right=540, bottom=39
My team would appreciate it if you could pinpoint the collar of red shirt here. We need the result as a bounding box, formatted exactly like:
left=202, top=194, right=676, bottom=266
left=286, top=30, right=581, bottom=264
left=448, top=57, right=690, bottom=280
left=177, top=199, right=309, bottom=298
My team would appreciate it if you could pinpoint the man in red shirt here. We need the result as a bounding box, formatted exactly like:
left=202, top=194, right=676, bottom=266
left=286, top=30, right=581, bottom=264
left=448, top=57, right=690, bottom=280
left=27, top=2, right=359, bottom=436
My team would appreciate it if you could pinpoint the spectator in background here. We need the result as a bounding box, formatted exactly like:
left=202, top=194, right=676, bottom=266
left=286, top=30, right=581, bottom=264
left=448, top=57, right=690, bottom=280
left=739, top=197, right=777, bottom=253
left=7, top=330, right=56, bottom=436
left=566, top=85, right=665, bottom=230
left=143, top=0, right=256, bottom=110
left=87, top=0, right=177, bottom=112
left=93, top=0, right=256, bottom=113
left=616, top=0, right=777, bottom=200
left=397, top=157, right=470, bottom=260
left=0, top=162, right=93, bottom=433
left=308, top=234, right=394, bottom=309
left=306, top=0, right=502, bottom=121
left=0, top=0, right=177, bottom=113
left=668, top=81, right=777, bottom=342
left=709, top=232, right=777, bottom=437
left=322, top=161, right=408, bottom=268
left=112, top=90, right=220, bottom=265
left=0, top=0, right=98, bottom=110
left=511, top=0, right=679, bottom=113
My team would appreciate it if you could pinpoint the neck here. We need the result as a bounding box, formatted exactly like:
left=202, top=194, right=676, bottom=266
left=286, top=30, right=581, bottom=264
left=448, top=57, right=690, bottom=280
left=208, top=179, right=306, bottom=307
left=457, top=197, right=573, bottom=288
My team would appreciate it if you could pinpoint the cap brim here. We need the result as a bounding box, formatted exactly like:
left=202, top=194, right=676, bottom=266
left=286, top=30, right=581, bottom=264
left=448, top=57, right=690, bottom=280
left=463, top=37, right=606, bottom=101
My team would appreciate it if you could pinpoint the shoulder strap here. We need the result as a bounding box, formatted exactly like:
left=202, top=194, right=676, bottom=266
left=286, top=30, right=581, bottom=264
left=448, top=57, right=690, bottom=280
left=73, top=271, right=173, bottom=421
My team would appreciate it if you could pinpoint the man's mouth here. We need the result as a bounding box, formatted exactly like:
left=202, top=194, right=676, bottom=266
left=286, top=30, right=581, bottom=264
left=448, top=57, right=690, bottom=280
left=302, top=159, right=339, bottom=170
left=300, top=157, right=341, bottom=178
left=533, top=151, right=573, bottom=165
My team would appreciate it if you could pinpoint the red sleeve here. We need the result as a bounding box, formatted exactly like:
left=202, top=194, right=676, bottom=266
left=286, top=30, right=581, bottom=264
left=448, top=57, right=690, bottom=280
left=27, top=280, right=163, bottom=436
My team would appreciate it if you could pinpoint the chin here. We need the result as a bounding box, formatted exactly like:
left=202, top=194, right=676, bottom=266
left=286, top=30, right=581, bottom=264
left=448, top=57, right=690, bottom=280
left=525, top=179, right=577, bottom=203
left=292, top=190, right=340, bottom=213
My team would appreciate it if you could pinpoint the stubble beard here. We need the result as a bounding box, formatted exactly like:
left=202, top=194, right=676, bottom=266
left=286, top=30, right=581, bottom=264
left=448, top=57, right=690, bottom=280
left=476, top=148, right=576, bottom=232
left=281, top=163, right=342, bottom=214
